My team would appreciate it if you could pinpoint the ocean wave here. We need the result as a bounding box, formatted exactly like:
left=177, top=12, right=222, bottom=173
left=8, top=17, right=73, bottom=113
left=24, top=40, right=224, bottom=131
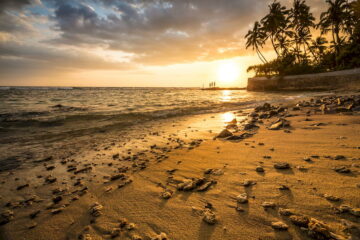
left=0, top=100, right=259, bottom=130
left=0, top=86, right=74, bottom=90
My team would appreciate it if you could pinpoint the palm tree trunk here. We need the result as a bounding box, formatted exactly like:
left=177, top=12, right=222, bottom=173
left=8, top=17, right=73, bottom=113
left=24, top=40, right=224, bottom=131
left=256, top=48, right=268, bottom=63
left=295, top=40, right=300, bottom=64
left=256, top=50, right=265, bottom=64
left=270, top=35, right=280, bottom=57
left=331, top=25, right=338, bottom=67
left=305, top=41, right=317, bottom=61
left=303, top=44, right=307, bottom=61
left=335, top=27, right=341, bottom=55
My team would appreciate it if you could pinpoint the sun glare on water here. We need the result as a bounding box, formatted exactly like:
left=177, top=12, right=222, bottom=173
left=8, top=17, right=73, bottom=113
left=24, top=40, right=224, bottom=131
left=217, top=61, right=240, bottom=84
left=222, top=112, right=236, bottom=123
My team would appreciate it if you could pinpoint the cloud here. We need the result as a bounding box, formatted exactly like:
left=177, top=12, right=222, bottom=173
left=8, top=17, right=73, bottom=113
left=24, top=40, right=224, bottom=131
left=0, top=0, right=31, bottom=12
left=0, top=0, right=44, bottom=36
left=0, top=39, right=134, bottom=71
left=0, top=0, right=328, bottom=84
left=45, top=0, right=270, bottom=65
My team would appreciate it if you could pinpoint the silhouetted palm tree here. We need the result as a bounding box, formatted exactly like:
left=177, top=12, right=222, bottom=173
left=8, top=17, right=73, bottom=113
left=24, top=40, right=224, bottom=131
left=310, top=36, right=328, bottom=62
left=245, top=0, right=360, bottom=76
left=289, top=0, right=316, bottom=61
left=349, top=0, right=360, bottom=42
left=275, top=34, right=292, bottom=56
left=245, top=21, right=268, bottom=63
left=261, top=1, right=289, bottom=57
left=318, top=0, right=351, bottom=57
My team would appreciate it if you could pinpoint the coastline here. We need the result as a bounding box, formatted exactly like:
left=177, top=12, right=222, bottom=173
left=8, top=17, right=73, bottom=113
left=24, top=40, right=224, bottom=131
left=247, top=68, right=360, bottom=92
left=0, top=93, right=360, bottom=240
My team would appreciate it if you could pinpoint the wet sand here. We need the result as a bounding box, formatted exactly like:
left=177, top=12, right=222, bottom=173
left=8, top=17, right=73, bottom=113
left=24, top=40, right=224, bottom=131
left=0, top=94, right=360, bottom=240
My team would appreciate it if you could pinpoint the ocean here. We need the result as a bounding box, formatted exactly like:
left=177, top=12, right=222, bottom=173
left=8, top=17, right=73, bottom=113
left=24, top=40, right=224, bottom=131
left=0, top=87, right=317, bottom=139
left=0, top=87, right=318, bottom=171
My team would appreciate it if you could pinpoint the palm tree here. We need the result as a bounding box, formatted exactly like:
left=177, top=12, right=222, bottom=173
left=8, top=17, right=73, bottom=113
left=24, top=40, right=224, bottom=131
left=275, top=34, right=292, bottom=56
left=349, top=0, right=360, bottom=42
left=261, top=1, right=289, bottom=57
left=289, top=0, right=316, bottom=61
left=245, top=21, right=268, bottom=63
left=310, top=36, right=328, bottom=62
left=318, top=0, right=352, bottom=57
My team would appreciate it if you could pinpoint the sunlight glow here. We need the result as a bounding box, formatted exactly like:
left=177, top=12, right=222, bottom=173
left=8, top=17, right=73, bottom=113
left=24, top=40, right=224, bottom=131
left=220, top=90, right=232, bottom=102
left=222, top=112, right=236, bottom=124
left=217, top=61, right=240, bottom=84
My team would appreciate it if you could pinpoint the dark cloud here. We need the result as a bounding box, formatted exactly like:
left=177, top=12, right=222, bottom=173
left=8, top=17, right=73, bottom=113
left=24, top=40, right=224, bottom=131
left=0, top=40, right=134, bottom=71
left=0, top=0, right=41, bottom=35
left=0, top=0, right=31, bottom=12
left=46, top=0, right=269, bottom=64
left=54, top=3, right=99, bottom=33
left=0, top=0, right=327, bottom=73
left=0, top=11, right=33, bottom=34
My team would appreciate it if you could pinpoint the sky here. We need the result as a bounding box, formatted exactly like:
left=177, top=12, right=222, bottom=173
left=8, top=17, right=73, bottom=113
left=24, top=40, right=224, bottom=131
left=0, top=0, right=327, bottom=87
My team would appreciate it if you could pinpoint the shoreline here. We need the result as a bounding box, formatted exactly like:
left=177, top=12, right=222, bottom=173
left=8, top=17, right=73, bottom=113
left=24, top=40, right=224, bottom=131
left=201, top=88, right=247, bottom=91
left=0, top=93, right=360, bottom=240
left=247, top=68, right=360, bottom=92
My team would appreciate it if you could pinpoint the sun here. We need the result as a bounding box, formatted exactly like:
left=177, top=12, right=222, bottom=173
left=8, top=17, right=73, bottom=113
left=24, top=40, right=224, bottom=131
left=217, top=61, right=240, bottom=84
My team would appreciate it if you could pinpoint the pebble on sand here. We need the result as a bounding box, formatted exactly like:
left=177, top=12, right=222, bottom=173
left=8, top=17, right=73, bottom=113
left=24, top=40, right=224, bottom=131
left=216, top=129, right=233, bottom=138
left=333, top=166, right=351, bottom=173
left=274, top=162, right=291, bottom=169
left=324, top=194, right=341, bottom=202
left=255, top=166, right=264, bottom=172
left=161, top=190, right=173, bottom=199
left=261, top=202, right=276, bottom=209
left=236, top=193, right=248, bottom=204
left=202, top=209, right=217, bottom=225
left=0, top=210, right=14, bottom=225
left=289, top=215, right=309, bottom=227
left=89, top=202, right=103, bottom=217
left=271, top=221, right=288, bottom=230
left=51, top=206, right=65, bottom=214
left=278, top=208, right=294, bottom=216
left=150, top=232, right=168, bottom=240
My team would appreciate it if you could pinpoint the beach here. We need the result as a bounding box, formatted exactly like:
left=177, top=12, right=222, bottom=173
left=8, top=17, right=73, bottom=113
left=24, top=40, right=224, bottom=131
left=0, top=90, right=360, bottom=240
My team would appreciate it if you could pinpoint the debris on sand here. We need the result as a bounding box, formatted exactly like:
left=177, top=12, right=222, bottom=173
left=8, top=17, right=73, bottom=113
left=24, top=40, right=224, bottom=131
left=29, top=210, right=41, bottom=219
left=16, top=183, right=29, bottom=190
left=333, top=166, right=351, bottom=173
left=161, top=190, right=173, bottom=199
left=177, top=178, right=215, bottom=192
left=74, top=167, right=92, bottom=174
left=256, top=166, right=265, bottom=172
left=150, top=232, right=168, bottom=240
left=324, top=194, right=341, bottom=202
left=274, top=162, right=291, bottom=169
left=268, top=118, right=290, bottom=130
left=278, top=185, right=290, bottom=190
left=110, top=173, right=126, bottom=181
left=271, top=221, right=288, bottom=230
left=278, top=208, right=295, bottom=216
left=0, top=210, right=14, bottom=225
left=202, top=209, right=217, bottom=225
left=307, top=218, right=334, bottom=239
left=236, top=193, right=248, bottom=204
left=261, top=202, right=276, bottom=209
left=89, top=202, right=103, bottom=217
left=45, top=175, right=57, bottom=184
left=216, top=129, right=233, bottom=138
left=197, top=181, right=215, bottom=191
left=51, top=206, right=65, bottom=214
left=240, top=179, right=256, bottom=187
left=289, top=215, right=309, bottom=227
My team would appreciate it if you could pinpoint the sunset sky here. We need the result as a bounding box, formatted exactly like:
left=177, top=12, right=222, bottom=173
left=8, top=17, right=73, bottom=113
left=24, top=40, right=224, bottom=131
left=0, top=0, right=327, bottom=87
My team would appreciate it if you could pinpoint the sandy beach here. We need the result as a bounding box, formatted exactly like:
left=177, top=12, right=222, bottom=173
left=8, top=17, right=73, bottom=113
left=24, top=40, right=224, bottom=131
left=0, top=93, right=359, bottom=240
left=2, top=0, right=360, bottom=239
